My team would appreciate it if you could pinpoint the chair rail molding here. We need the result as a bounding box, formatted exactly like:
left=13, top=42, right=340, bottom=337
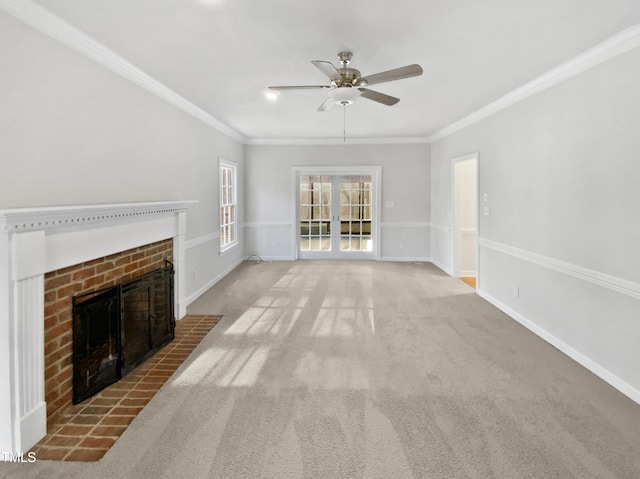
left=479, top=237, right=640, bottom=300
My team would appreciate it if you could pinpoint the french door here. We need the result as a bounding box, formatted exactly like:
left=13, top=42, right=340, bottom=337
left=296, top=168, right=379, bottom=259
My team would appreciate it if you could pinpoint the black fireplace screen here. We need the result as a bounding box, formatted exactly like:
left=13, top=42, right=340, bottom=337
left=72, top=262, right=175, bottom=404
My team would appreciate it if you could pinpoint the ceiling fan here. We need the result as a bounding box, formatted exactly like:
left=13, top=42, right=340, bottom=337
left=267, top=51, right=423, bottom=112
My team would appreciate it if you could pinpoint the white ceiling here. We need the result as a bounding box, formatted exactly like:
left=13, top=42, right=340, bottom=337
left=30, top=0, right=640, bottom=142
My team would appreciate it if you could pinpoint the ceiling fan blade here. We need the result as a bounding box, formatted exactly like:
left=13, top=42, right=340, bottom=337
left=360, top=64, right=423, bottom=86
left=311, top=60, right=342, bottom=82
left=358, top=88, right=400, bottom=106
left=268, top=85, right=331, bottom=90
left=317, top=97, right=335, bottom=112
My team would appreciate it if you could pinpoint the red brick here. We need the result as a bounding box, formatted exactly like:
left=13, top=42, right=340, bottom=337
left=92, top=425, right=127, bottom=437
left=64, top=448, right=107, bottom=462
left=123, top=262, right=140, bottom=273
left=82, top=274, right=106, bottom=289
left=44, top=363, right=59, bottom=382
left=44, top=299, right=69, bottom=318
left=45, top=434, right=83, bottom=448
left=99, top=415, right=135, bottom=426
left=31, top=446, right=69, bottom=461
left=57, top=424, right=95, bottom=436
left=84, top=257, right=105, bottom=267
left=115, top=255, right=132, bottom=267
left=57, top=283, right=82, bottom=300
left=96, top=261, right=115, bottom=273
left=71, top=266, right=96, bottom=281
left=79, top=436, right=116, bottom=449
left=45, top=274, right=72, bottom=290
left=47, top=321, right=72, bottom=340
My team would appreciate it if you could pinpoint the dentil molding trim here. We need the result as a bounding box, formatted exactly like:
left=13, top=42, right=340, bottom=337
left=0, top=201, right=197, bottom=233
left=0, top=0, right=245, bottom=143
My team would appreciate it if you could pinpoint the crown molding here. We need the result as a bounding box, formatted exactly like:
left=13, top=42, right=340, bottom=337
left=0, top=0, right=246, bottom=143
left=427, top=22, right=640, bottom=143
left=245, top=136, right=430, bottom=146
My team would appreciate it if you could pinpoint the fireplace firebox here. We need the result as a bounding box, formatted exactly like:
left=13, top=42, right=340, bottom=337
left=72, top=262, right=175, bottom=403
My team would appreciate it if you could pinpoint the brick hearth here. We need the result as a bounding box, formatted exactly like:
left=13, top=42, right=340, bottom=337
left=31, top=315, right=220, bottom=461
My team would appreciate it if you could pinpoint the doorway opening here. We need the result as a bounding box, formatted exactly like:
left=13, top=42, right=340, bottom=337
left=452, top=154, right=478, bottom=288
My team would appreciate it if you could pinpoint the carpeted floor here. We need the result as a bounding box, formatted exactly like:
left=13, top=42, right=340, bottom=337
left=2, top=260, right=640, bottom=478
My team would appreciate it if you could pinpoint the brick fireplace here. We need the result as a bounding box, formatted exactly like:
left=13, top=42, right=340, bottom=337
left=0, top=201, right=195, bottom=454
left=44, top=239, right=173, bottom=425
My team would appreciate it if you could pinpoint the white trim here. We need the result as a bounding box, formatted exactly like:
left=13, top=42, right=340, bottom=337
left=381, top=221, right=431, bottom=228
left=427, top=22, right=640, bottom=143
left=0, top=201, right=194, bottom=454
left=380, top=257, right=433, bottom=262
left=184, top=257, right=243, bottom=306
left=477, top=288, right=640, bottom=406
left=242, top=222, right=291, bottom=228
left=0, top=0, right=245, bottom=143
left=430, top=223, right=451, bottom=234
left=246, top=137, right=430, bottom=146
left=0, top=200, right=196, bottom=233
left=430, top=257, right=452, bottom=276
left=219, top=158, right=238, bottom=254
left=246, top=255, right=295, bottom=262
left=292, top=166, right=382, bottom=261
left=185, top=232, right=219, bottom=250
left=451, top=153, right=479, bottom=280
left=480, top=237, right=640, bottom=300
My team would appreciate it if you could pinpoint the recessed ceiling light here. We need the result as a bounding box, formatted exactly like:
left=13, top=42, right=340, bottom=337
left=264, top=90, right=279, bottom=100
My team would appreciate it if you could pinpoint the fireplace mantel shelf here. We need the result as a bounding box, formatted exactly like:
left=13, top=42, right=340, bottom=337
left=0, top=200, right=197, bottom=233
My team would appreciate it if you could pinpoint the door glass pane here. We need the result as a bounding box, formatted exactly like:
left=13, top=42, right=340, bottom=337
left=339, top=175, right=373, bottom=252
left=300, top=175, right=331, bottom=251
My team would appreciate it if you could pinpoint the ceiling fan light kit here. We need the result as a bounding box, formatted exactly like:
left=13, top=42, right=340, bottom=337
left=328, top=86, right=361, bottom=106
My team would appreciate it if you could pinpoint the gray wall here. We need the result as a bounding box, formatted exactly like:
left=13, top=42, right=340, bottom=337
left=430, top=43, right=640, bottom=399
left=244, top=143, right=431, bottom=261
left=0, top=11, right=245, bottom=304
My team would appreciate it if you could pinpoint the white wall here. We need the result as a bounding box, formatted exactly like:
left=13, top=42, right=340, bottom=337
left=244, top=144, right=430, bottom=261
left=430, top=44, right=640, bottom=401
left=0, top=11, right=245, bottom=306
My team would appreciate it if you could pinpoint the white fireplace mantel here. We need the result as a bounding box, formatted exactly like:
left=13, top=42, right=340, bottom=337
left=0, top=200, right=196, bottom=455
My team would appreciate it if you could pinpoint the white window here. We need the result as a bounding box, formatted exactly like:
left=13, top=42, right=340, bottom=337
left=219, top=158, right=237, bottom=252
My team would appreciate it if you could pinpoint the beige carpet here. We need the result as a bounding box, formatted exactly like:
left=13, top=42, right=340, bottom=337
left=2, top=260, right=640, bottom=478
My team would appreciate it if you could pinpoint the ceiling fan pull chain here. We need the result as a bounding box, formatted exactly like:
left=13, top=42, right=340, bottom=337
left=343, top=103, right=346, bottom=143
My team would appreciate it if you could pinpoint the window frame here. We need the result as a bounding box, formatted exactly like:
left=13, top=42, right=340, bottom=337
left=219, top=158, right=238, bottom=254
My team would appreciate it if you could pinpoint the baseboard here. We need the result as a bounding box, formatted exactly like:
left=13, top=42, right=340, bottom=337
left=183, top=257, right=244, bottom=308
left=380, top=256, right=432, bottom=262
left=430, top=258, right=452, bottom=275
left=245, top=255, right=295, bottom=262
left=477, top=288, right=640, bottom=406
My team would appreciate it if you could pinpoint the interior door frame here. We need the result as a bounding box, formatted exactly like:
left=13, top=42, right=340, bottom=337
left=291, top=165, right=381, bottom=260
left=450, top=152, right=479, bottom=286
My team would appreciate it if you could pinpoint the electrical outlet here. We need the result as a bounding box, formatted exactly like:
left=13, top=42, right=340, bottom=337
left=193, top=270, right=198, bottom=281
left=513, top=286, right=519, bottom=298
